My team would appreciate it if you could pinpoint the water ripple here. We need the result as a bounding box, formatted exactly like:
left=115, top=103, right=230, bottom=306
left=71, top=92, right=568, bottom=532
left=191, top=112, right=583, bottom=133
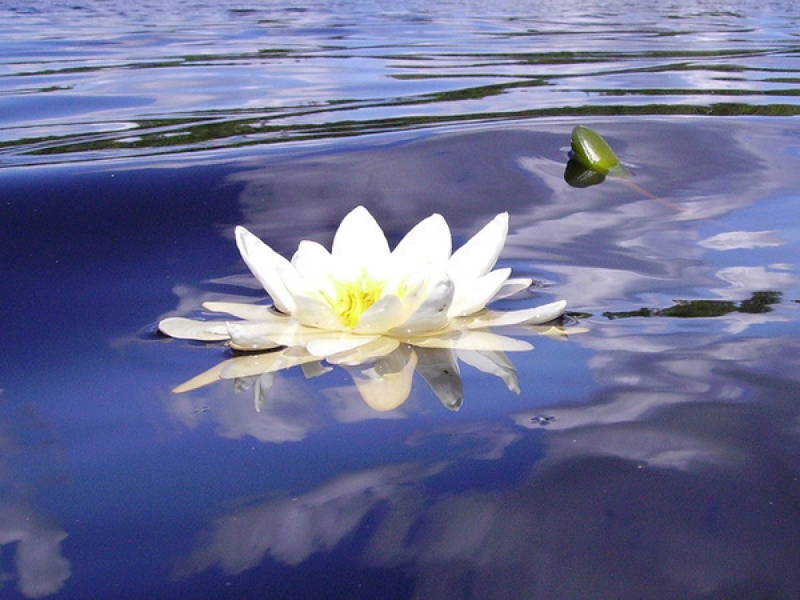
left=1, top=0, right=799, bottom=165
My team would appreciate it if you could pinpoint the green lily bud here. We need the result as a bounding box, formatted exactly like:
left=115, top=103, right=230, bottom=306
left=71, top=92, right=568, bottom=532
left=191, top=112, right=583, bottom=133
left=570, top=125, right=621, bottom=175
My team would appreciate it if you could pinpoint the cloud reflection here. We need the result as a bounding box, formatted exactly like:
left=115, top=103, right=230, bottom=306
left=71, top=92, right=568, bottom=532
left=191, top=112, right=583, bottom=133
left=0, top=394, right=70, bottom=598
left=173, top=463, right=444, bottom=577
left=174, top=374, right=800, bottom=597
left=167, top=372, right=323, bottom=444
left=0, top=504, right=70, bottom=599
left=699, top=230, right=783, bottom=250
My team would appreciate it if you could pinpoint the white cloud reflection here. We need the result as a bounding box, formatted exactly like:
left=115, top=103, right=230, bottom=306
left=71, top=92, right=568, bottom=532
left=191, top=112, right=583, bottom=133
left=167, top=372, right=323, bottom=444
left=699, top=230, right=783, bottom=250
left=175, top=366, right=800, bottom=597
left=714, top=265, right=796, bottom=298
left=0, top=504, right=70, bottom=599
left=0, top=393, right=70, bottom=598
left=173, top=462, right=445, bottom=577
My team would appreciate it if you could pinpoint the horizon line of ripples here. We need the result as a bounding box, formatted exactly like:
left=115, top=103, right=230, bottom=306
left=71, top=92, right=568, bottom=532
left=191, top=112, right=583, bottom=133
left=1, top=0, right=799, bottom=166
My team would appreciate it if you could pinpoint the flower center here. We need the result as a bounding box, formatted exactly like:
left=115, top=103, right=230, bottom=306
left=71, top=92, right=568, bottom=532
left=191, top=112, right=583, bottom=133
left=323, top=271, right=386, bottom=328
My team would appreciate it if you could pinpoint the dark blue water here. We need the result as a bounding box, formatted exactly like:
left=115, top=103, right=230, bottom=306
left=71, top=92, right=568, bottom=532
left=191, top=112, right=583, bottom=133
left=2, top=1, right=800, bottom=598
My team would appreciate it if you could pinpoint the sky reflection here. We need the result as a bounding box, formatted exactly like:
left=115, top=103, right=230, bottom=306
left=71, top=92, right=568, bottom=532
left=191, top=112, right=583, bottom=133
left=152, top=116, right=800, bottom=597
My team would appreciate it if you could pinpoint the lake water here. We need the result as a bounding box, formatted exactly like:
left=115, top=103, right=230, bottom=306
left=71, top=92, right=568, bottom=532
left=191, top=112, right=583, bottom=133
left=2, top=1, right=800, bottom=598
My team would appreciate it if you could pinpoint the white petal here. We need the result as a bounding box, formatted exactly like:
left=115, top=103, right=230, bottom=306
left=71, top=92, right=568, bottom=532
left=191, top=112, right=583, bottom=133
left=354, top=294, right=407, bottom=334
left=448, top=268, right=511, bottom=318
left=235, top=226, right=297, bottom=314
left=533, top=299, right=567, bottom=323
left=226, top=321, right=286, bottom=351
left=327, top=336, right=401, bottom=366
left=331, top=206, right=390, bottom=267
left=448, top=212, right=508, bottom=282
left=491, top=277, right=533, bottom=301
left=391, top=213, right=451, bottom=269
left=460, top=299, right=567, bottom=329
left=391, top=277, right=455, bottom=335
left=305, top=333, right=379, bottom=358
left=457, top=349, right=520, bottom=393
left=291, top=295, right=346, bottom=330
left=158, top=317, right=230, bottom=341
left=406, top=329, right=533, bottom=351
left=290, top=240, right=335, bottom=294
left=202, top=302, right=277, bottom=320
left=227, top=319, right=337, bottom=350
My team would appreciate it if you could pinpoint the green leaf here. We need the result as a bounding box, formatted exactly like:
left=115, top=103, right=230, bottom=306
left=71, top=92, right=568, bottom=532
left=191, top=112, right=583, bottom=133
left=570, top=125, right=621, bottom=175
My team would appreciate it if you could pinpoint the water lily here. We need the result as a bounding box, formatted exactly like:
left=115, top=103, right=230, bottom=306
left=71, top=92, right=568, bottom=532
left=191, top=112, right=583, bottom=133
left=159, top=206, right=567, bottom=410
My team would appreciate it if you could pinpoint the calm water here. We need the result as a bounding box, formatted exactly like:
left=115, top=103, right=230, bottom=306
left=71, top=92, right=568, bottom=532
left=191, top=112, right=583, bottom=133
left=2, top=1, right=800, bottom=598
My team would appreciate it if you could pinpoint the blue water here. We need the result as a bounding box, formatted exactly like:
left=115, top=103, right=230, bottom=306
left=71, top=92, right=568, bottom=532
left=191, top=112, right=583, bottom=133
left=2, top=1, right=800, bottom=598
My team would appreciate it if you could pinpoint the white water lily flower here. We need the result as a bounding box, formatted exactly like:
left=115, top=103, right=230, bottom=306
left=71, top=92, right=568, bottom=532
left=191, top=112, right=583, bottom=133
left=159, top=206, right=568, bottom=409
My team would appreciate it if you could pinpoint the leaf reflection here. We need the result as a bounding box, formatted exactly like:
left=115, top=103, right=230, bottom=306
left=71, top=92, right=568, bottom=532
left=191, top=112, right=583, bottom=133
left=603, top=290, right=782, bottom=320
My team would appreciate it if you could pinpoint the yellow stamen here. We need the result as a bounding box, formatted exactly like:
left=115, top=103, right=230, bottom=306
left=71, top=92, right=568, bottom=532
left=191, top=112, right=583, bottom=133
left=322, top=270, right=386, bottom=328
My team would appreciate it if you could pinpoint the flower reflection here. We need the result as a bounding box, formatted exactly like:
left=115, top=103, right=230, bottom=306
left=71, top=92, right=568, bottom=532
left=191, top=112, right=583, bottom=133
left=159, top=207, right=568, bottom=410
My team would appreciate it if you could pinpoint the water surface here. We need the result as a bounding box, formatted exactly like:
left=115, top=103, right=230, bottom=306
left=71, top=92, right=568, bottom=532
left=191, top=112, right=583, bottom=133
left=1, top=1, right=800, bottom=598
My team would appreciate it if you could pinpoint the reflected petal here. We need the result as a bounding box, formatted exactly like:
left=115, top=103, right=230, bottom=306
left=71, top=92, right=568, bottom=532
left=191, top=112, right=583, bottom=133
left=301, top=361, right=333, bottom=379
left=414, top=347, right=463, bottom=411
left=524, top=323, right=589, bottom=340
left=253, top=372, right=275, bottom=412
left=172, top=359, right=233, bottom=393
left=235, top=226, right=296, bottom=314
left=220, top=351, right=320, bottom=380
left=457, top=349, right=520, bottom=393
left=347, top=347, right=417, bottom=411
